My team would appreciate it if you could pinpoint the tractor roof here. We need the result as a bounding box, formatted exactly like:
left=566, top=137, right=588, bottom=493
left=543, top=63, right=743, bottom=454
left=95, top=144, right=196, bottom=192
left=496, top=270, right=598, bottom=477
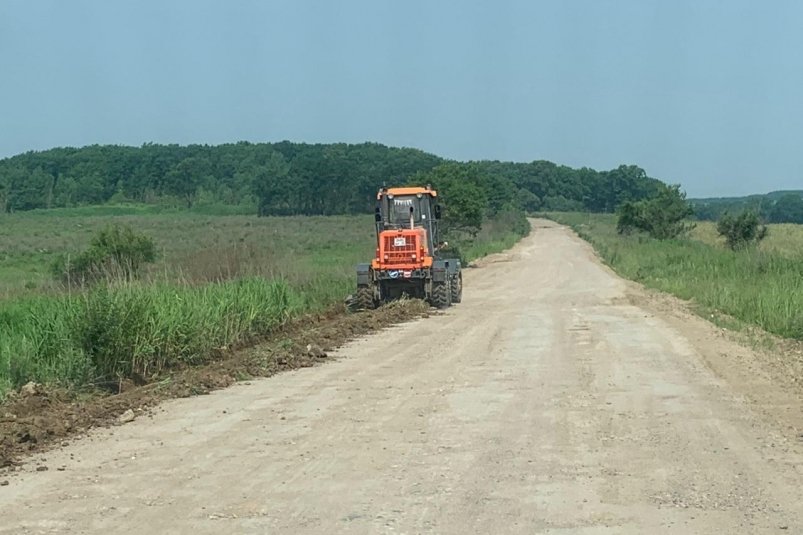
left=378, top=186, right=437, bottom=199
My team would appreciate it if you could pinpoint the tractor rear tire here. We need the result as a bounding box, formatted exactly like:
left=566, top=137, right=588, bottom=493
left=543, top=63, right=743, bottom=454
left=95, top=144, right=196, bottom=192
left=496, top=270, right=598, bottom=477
left=355, top=286, right=375, bottom=310
left=431, top=281, right=451, bottom=309
left=450, top=273, right=463, bottom=304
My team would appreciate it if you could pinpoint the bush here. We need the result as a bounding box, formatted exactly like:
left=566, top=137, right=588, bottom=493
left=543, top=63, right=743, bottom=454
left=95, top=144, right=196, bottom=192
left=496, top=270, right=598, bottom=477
left=617, top=184, right=694, bottom=239
left=52, top=224, right=157, bottom=284
left=717, top=211, right=768, bottom=250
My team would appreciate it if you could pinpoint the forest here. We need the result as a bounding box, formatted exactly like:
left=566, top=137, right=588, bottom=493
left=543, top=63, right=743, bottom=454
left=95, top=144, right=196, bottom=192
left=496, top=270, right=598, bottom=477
left=691, top=190, right=803, bottom=223
left=0, top=142, right=664, bottom=217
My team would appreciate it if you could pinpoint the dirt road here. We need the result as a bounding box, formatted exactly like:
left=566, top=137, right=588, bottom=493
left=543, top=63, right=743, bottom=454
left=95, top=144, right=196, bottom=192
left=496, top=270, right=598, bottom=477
left=3, top=220, right=803, bottom=534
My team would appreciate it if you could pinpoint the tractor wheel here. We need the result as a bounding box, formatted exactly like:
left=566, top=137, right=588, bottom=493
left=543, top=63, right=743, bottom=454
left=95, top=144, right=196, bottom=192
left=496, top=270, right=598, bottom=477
left=355, top=286, right=375, bottom=310
left=431, top=281, right=451, bottom=309
left=450, top=273, right=463, bottom=304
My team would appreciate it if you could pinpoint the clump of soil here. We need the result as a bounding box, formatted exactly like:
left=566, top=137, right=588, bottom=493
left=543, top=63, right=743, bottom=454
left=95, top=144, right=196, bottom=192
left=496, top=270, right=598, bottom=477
left=0, top=299, right=429, bottom=468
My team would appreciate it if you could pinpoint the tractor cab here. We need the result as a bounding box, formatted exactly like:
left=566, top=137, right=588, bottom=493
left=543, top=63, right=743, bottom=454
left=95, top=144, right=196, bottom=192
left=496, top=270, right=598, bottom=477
left=354, top=185, right=461, bottom=310
left=375, top=186, right=439, bottom=233
left=372, top=186, right=440, bottom=271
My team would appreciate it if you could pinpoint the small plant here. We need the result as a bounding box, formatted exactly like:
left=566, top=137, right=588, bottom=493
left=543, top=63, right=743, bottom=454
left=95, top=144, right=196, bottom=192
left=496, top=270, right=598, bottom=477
left=52, top=224, right=157, bottom=285
left=716, top=211, right=768, bottom=250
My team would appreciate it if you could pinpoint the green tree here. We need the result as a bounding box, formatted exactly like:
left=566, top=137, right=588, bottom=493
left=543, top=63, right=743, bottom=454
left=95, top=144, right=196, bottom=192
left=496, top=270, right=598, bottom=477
left=616, top=184, right=694, bottom=239
left=52, top=224, right=158, bottom=284
left=441, top=180, right=485, bottom=236
left=164, top=156, right=208, bottom=207
left=0, top=141, right=666, bottom=216
left=717, top=211, right=768, bottom=250
left=517, top=188, right=542, bottom=212
left=542, top=195, right=585, bottom=212
left=252, top=151, right=291, bottom=216
left=0, top=168, right=10, bottom=212
left=416, top=163, right=487, bottom=236
left=768, top=194, right=803, bottom=223
left=8, top=167, right=52, bottom=211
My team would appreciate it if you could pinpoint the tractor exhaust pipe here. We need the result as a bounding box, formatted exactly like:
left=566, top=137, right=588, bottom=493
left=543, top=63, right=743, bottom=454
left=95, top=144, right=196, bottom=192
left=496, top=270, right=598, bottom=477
left=409, top=206, right=414, bottom=230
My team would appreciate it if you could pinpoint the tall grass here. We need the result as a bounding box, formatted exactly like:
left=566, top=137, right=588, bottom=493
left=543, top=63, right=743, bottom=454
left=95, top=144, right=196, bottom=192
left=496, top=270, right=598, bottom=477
left=547, top=212, right=803, bottom=340
left=0, top=278, right=302, bottom=395
left=691, top=220, right=803, bottom=258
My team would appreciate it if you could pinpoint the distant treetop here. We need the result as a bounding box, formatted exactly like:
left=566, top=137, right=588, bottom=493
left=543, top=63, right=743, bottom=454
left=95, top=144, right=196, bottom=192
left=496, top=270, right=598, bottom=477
left=691, top=190, right=803, bottom=224
left=0, top=141, right=664, bottom=217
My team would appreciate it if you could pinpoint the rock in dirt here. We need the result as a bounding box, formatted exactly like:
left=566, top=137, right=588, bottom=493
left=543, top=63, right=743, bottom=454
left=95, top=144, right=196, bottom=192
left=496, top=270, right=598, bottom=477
left=117, top=409, right=136, bottom=424
left=20, top=382, right=41, bottom=397
left=0, top=480, right=8, bottom=486
left=306, top=344, right=327, bottom=359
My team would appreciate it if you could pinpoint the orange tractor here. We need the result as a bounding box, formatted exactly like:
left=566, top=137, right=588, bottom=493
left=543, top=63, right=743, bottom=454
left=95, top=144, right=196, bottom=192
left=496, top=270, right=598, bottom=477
left=354, top=186, right=462, bottom=309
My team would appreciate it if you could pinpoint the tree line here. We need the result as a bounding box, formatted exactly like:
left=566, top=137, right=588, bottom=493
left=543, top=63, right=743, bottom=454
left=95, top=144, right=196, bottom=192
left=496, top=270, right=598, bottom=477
left=0, top=141, right=665, bottom=216
left=692, top=190, right=803, bottom=224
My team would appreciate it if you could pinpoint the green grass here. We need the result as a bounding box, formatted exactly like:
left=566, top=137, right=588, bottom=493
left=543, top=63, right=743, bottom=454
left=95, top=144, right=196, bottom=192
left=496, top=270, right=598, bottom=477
left=0, top=208, right=529, bottom=398
left=546, top=212, right=803, bottom=341
left=0, top=278, right=301, bottom=395
left=0, top=211, right=376, bottom=298
left=690, top=220, right=803, bottom=258
left=17, top=201, right=257, bottom=218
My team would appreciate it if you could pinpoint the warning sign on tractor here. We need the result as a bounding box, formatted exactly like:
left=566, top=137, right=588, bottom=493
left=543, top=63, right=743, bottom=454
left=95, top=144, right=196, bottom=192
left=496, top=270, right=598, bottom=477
left=394, top=237, right=406, bottom=247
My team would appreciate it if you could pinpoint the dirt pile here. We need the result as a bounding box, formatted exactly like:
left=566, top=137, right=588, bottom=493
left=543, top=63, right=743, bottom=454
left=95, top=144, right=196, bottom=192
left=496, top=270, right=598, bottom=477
left=0, top=299, right=429, bottom=468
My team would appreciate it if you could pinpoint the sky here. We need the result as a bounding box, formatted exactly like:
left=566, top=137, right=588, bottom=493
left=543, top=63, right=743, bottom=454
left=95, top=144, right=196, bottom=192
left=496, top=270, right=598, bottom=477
left=1, top=1, right=802, bottom=197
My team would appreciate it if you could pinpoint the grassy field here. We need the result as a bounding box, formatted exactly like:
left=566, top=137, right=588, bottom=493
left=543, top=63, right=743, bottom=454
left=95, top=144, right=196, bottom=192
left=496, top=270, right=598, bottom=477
left=0, top=208, right=374, bottom=300
left=0, top=206, right=528, bottom=397
left=690, top=221, right=803, bottom=258
left=546, top=212, right=803, bottom=341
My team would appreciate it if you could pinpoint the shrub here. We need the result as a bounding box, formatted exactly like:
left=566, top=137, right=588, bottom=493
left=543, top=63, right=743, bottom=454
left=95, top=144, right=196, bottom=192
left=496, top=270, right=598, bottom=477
left=717, top=211, right=768, bottom=250
left=617, top=184, right=694, bottom=239
left=52, top=224, right=157, bottom=284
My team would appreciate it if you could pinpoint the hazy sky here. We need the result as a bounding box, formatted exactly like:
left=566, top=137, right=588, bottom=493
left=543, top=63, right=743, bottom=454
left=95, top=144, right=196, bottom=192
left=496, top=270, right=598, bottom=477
left=1, top=1, right=801, bottom=197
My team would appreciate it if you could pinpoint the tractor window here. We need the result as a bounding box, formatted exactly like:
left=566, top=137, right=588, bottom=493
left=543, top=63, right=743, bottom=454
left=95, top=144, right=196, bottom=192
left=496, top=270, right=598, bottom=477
left=388, top=195, right=427, bottom=226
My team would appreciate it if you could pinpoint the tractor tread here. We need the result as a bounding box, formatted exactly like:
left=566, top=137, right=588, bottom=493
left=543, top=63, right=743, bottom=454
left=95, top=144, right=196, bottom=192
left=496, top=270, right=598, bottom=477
left=355, top=286, right=375, bottom=310
left=450, top=273, right=463, bottom=304
left=431, top=281, right=451, bottom=309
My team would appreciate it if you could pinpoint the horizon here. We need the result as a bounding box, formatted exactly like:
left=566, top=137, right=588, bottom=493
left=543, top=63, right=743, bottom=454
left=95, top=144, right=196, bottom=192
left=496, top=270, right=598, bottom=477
left=2, top=1, right=802, bottom=197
